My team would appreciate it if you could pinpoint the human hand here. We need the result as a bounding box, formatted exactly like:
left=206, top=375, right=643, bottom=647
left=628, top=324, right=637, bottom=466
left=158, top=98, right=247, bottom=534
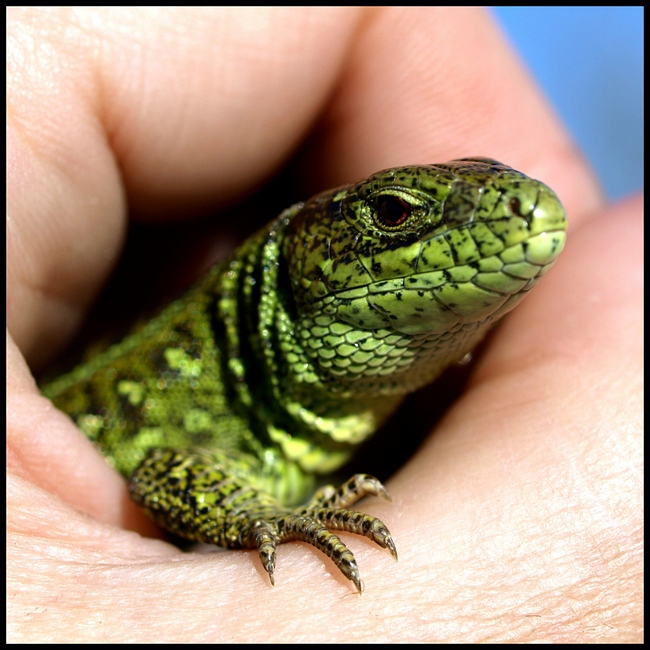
left=7, top=7, right=642, bottom=642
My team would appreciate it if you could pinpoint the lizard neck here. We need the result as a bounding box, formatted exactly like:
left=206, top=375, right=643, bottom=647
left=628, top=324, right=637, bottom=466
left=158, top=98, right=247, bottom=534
left=216, top=207, right=402, bottom=473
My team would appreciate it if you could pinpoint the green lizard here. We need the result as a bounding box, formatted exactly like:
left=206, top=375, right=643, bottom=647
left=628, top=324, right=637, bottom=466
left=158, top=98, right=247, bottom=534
left=41, top=158, right=567, bottom=593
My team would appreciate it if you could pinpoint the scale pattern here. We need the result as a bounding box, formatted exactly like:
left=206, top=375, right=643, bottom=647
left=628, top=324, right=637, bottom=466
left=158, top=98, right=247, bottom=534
left=41, top=159, right=567, bottom=592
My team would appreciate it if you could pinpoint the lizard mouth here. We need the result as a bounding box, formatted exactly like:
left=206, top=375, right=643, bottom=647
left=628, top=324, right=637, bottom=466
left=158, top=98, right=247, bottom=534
left=329, top=235, right=565, bottom=336
left=318, top=185, right=567, bottom=336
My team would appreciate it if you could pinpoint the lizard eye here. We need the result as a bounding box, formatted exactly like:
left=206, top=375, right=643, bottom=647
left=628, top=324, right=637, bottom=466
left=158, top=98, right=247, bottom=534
left=375, top=195, right=411, bottom=228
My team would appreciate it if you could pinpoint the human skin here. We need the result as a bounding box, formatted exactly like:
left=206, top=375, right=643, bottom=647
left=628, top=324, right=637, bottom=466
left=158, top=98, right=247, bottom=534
left=7, top=7, right=643, bottom=642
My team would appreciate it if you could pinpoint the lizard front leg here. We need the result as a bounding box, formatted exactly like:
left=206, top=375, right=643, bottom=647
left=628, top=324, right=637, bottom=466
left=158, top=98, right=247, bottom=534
left=129, top=449, right=397, bottom=592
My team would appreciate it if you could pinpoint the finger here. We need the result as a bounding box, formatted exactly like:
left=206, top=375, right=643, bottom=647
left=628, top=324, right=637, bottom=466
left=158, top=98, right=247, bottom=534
left=307, top=7, right=602, bottom=228
left=7, top=7, right=366, bottom=360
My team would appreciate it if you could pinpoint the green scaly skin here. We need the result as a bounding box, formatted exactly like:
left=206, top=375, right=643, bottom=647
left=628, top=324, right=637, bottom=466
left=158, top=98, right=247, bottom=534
left=41, top=158, right=567, bottom=593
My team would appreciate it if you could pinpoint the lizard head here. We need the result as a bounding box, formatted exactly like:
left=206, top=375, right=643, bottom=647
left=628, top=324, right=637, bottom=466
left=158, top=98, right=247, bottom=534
left=280, top=159, right=567, bottom=394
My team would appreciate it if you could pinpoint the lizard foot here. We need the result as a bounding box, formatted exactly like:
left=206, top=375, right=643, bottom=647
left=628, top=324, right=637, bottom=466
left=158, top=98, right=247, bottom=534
left=130, top=451, right=396, bottom=592
left=253, top=474, right=398, bottom=593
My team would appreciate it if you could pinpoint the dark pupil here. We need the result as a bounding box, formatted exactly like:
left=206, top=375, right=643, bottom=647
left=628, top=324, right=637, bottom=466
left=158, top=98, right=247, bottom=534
left=377, top=195, right=410, bottom=226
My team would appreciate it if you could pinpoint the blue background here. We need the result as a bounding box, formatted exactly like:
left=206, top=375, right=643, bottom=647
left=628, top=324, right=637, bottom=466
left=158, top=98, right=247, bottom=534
left=491, top=6, right=643, bottom=200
